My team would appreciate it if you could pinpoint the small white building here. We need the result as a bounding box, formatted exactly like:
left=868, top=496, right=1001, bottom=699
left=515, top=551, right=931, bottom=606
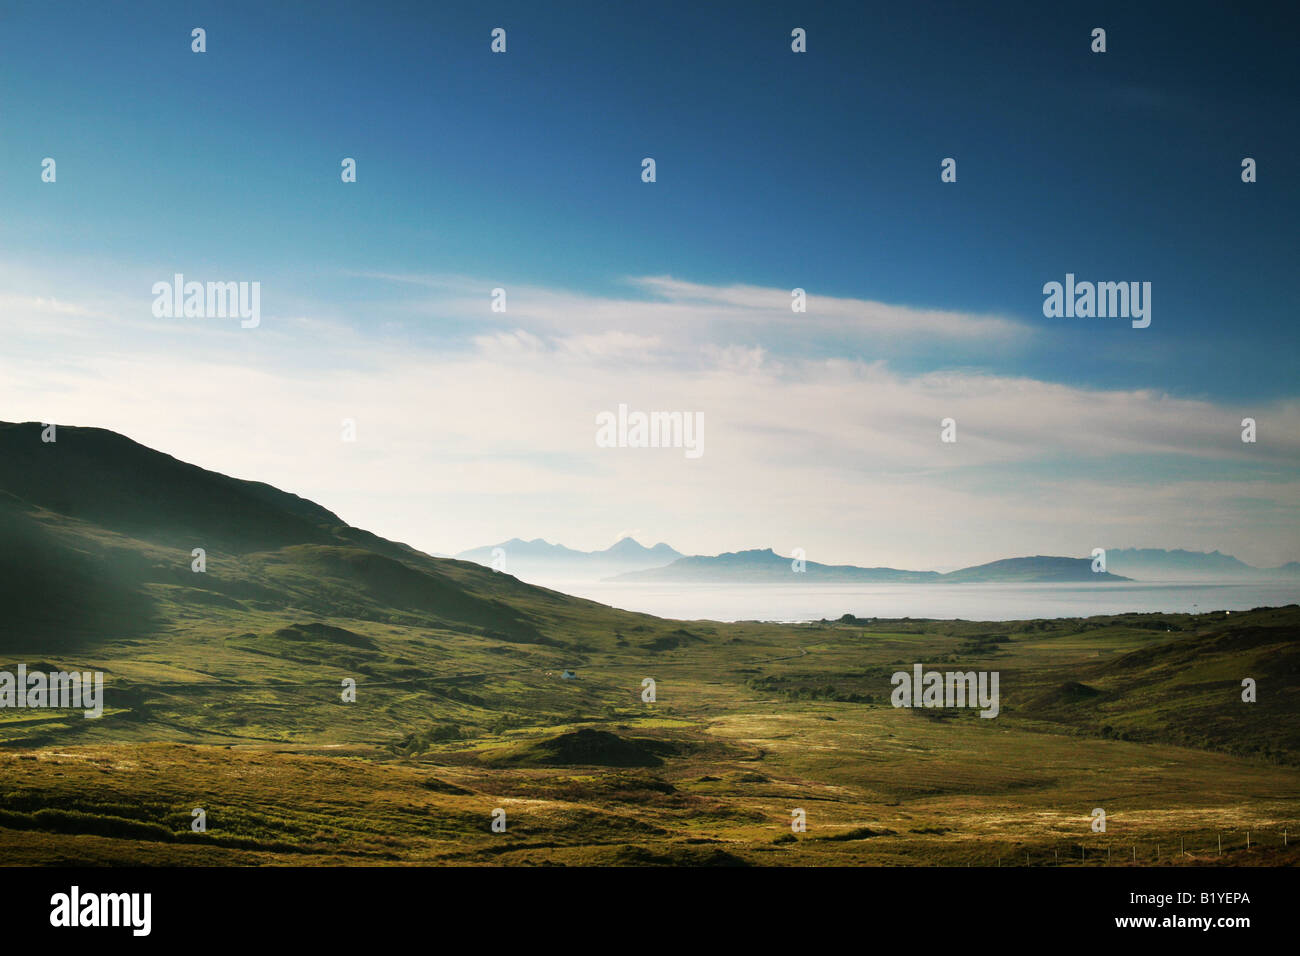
left=560, top=669, right=578, bottom=680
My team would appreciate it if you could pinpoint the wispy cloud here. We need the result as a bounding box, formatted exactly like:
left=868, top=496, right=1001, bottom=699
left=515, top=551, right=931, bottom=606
left=2, top=270, right=1296, bottom=568
left=357, top=272, right=1030, bottom=357
left=628, top=275, right=1026, bottom=340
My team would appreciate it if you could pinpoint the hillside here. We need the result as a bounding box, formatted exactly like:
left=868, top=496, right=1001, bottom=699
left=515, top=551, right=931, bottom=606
left=1015, top=606, right=1300, bottom=760
left=0, top=421, right=680, bottom=658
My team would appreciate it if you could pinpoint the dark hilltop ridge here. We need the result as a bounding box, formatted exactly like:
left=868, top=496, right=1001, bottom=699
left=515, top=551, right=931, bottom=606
left=0, top=421, right=637, bottom=652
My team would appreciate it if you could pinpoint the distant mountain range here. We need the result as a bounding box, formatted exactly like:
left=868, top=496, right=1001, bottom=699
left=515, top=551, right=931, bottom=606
left=605, top=549, right=939, bottom=583
left=454, top=536, right=1300, bottom=586
left=1102, top=548, right=1300, bottom=581
left=606, top=549, right=1131, bottom=584
left=454, top=537, right=683, bottom=580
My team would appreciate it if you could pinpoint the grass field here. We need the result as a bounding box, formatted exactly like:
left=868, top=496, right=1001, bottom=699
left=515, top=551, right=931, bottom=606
left=3, top=605, right=1297, bottom=866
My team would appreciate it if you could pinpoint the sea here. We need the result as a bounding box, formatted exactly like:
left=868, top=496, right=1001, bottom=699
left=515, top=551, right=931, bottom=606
left=529, top=579, right=1300, bottom=624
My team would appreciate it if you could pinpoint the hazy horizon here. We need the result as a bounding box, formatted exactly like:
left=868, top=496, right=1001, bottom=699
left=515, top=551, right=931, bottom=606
left=448, top=532, right=1298, bottom=572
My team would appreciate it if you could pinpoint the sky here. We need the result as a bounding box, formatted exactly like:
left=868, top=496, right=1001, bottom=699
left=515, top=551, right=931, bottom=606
left=1, top=0, right=1298, bottom=569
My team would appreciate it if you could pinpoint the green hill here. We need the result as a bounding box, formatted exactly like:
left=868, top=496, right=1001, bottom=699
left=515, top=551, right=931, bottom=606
left=0, top=421, right=654, bottom=652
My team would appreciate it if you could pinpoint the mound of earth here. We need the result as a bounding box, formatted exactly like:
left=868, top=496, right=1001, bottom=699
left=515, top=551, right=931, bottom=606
left=612, top=844, right=750, bottom=866
left=481, top=728, right=678, bottom=768
left=641, top=629, right=702, bottom=652
left=272, top=622, right=377, bottom=649
left=1023, top=680, right=1106, bottom=712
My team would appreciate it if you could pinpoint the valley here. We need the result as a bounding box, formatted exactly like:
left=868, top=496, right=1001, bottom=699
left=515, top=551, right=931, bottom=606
left=0, top=422, right=1297, bottom=866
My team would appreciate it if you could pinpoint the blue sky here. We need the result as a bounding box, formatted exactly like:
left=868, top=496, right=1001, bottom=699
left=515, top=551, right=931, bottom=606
left=1, top=1, right=1297, bottom=567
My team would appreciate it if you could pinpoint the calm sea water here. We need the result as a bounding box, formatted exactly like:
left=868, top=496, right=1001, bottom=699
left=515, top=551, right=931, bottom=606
left=533, top=579, right=1300, bottom=623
